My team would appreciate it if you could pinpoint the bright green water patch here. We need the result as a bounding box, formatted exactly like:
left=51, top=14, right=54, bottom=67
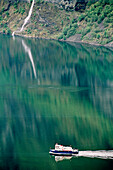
left=0, top=35, right=113, bottom=169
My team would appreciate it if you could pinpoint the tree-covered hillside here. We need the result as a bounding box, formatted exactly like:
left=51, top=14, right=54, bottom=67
left=59, top=0, right=113, bottom=45
left=0, top=0, right=113, bottom=46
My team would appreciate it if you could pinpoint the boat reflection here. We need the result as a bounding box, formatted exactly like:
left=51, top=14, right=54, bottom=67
left=55, top=156, right=73, bottom=162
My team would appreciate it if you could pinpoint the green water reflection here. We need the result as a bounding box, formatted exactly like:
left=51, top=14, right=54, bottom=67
left=0, top=35, right=113, bottom=169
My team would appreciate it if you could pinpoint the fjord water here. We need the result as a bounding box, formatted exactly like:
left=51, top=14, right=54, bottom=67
left=0, top=34, right=113, bottom=170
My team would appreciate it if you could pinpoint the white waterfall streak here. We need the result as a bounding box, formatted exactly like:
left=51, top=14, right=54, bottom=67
left=22, top=40, right=37, bottom=79
left=12, top=0, right=35, bottom=36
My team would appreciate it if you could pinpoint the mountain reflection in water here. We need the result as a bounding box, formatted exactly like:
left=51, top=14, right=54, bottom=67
left=0, top=35, right=113, bottom=170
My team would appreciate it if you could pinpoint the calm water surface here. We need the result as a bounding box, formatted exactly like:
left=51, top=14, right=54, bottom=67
left=0, top=34, right=113, bottom=169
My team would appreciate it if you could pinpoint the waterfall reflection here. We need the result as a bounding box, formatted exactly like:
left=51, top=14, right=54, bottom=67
left=22, top=40, right=37, bottom=79
left=12, top=36, right=37, bottom=79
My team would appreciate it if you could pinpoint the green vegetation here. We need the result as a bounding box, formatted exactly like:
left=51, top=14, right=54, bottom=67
left=78, top=14, right=86, bottom=22
left=58, top=19, right=78, bottom=40
left=19, top=7, right=25, bottom=15
left=0, top=16, right=3, bottom=21
left=27, top=28, right=31, bottom=34
left=81, top=27, right=91, bottom=36
left=7, top=28, right=11, bottom=35
left=58, top=0, right=113, bottom=44
left=0, top=0, right=113, bottom=45
left=6, top=11, right=9, bottom=17
left=2, top=29, right=5, bottom=33
left=14, top=2, right=18, bottom=9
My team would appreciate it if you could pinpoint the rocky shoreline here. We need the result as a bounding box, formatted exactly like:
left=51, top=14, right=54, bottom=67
left=1, top=31, right=113, bottom=49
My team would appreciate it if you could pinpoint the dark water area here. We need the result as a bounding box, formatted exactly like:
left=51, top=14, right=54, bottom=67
left=0, top=34, right=113, bottom=169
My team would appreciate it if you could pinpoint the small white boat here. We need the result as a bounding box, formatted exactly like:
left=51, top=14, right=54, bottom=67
left=49, top=143, right=79, bottom=156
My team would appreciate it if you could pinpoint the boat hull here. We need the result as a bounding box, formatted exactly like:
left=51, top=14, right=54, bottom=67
left=49, top=150, right=79, bottom=156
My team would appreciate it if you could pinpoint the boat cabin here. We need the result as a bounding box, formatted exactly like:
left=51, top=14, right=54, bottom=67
left=55, top=143, right=73, bottom=151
